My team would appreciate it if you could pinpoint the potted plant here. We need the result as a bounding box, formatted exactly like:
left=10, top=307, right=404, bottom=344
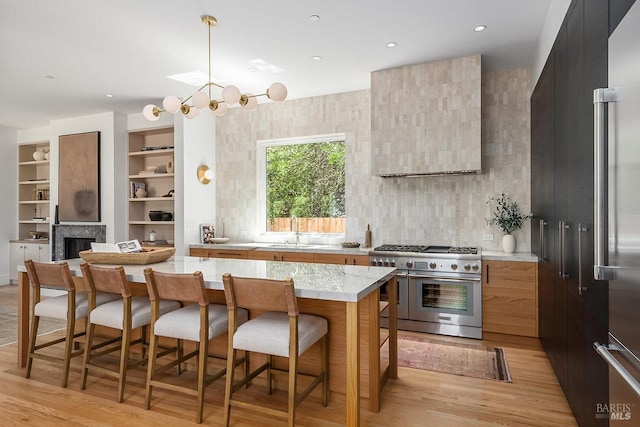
left=487, top=192, right=533, bottom=253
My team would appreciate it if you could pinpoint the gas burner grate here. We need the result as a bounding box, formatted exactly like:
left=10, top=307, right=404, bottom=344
left=374, top=244, right=431, bottom=253
left=374, top=244, right=479, bottom=255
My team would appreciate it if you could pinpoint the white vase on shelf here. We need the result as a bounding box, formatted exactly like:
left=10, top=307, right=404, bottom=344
left=502, top=234, right=516, bottom=253
left=32, top=149, right=46, bottom=161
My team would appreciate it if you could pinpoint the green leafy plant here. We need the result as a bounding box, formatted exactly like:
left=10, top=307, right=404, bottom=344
left=487, top=193, right=533, bottom=235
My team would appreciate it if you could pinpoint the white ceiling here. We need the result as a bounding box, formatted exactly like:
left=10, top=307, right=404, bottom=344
left=0, top=0, right=557, bottom=130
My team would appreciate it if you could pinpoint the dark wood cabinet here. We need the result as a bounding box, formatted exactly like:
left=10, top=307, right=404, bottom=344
left=531, top=1, right=611, bottom=425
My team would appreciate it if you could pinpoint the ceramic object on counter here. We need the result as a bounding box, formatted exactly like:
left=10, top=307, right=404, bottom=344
left=502, top=234, right=516, bottom=253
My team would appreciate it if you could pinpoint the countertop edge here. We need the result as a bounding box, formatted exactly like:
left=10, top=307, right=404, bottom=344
left=190, top=244, right=539, bottom=262
left=481, top=251, right=538, bottom=262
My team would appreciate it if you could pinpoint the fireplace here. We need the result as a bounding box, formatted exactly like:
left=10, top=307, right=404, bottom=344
left=64, top=237, right=96, bottom=260
left=52, top=225, right=106, bottom=260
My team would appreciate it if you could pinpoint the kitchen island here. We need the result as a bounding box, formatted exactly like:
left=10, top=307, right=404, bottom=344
left=17, top=256, right=398, bottom=427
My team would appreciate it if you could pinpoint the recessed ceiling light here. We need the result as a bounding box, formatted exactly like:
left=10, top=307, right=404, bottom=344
left=248, top=67, right=258, bottom=72
left=386, top=41, right=398, bottom=48
left=474, top=25, right=487, bottom=32
left=106, top=94, right=113, bottom=98
left=312, top=56, right=322, bottom=61
left=309, top=14, right=320, bottom=22
left=44, top=75, right=55, bottom=79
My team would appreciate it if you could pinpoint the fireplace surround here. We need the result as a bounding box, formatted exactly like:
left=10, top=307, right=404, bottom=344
left=52, top=224, right=106, bottom=260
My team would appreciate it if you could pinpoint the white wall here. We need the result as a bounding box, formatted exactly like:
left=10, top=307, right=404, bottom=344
left=49, top=112, right=123, bottom=243
left=0, top=126, right=18, bottom=285
left=531, top=0, right=572, bottom=89
left=178, top=113, right=216, bottom=255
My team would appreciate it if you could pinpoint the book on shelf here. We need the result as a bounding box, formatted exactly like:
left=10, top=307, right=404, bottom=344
left=90, top=239, right=143, bottom=253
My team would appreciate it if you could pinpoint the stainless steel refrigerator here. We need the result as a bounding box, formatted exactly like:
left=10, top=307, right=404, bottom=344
left=593, top=0, right=640, bottom=424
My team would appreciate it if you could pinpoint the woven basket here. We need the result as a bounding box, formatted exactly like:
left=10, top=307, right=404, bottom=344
left=78, top=247, right=175, bottom=265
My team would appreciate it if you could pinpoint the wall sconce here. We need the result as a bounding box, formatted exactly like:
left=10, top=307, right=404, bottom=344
left=197, top=165, right=214, bottom=184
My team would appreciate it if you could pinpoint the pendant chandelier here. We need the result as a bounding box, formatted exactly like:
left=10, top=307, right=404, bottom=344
left=143, top=15, right=287, bottom=121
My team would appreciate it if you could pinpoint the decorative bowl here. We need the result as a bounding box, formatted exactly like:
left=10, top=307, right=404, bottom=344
left=210, top=237, right=230, bottom=244
left=149, top=211, right=163, bottom=221
left=341, top=242, right=361, bottom=248
left=161, top=212, right=173, bottom=221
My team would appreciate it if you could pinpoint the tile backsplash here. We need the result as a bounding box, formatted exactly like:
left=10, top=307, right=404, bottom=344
left=216, top=67, right=531, bottom=252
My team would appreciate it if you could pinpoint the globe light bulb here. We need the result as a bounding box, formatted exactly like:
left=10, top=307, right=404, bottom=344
left=185, top=107, right=200, bottom=119
left=241, top=93, right=258, bottom=111
left=162, top=96, right=182, bottom=114
left=143, top=104, right=160, bottom=121
left=267, top=82, right=288, bottom=102
left=191, top=91, right=210, bottom=109
left=222, top=85, right=241, bottom=104
left=213, top=101, right=228, bottom=116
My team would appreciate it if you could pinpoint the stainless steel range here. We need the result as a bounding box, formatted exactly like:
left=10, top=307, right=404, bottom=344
left=370, top=244, right=482, bottom=339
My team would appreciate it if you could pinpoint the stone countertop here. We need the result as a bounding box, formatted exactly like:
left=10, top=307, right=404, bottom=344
left=481, top=251, right=538, bottom=262
left=29, top=256, right=396, bottom=303
left=190, top=242, right=370, bottom=256
left=190, top=243, right=539, bottom=262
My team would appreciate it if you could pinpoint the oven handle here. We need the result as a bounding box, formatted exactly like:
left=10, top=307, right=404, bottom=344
left=407, top=274, right=481, bottom=283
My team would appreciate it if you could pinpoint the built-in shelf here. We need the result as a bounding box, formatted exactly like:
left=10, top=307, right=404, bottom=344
left=128, top=173, right=175, bottom=179
left=129, top=221, right=175, bottom=225
left=17, top=142, right=51, bottom=243
left=128, top=127, right=175, bottom=244
left=129, top=197, right=174, bottom=202
left=129, top=148, right=175, bottom=157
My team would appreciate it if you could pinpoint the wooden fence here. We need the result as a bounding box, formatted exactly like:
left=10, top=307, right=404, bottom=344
left=268, top=217, right=345, bottom=233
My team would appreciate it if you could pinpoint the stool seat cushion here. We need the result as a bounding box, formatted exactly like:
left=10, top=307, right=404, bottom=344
left=90, top=296, right=180, bottom=330
left=34, top=291, right=120, bottom=320
left=154, top=303, right=248, bottom=342
left=233, top=312, right=328, bottom=357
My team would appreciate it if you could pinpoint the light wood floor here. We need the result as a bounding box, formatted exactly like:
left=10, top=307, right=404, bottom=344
left=0, top=284, right=577, bottom=426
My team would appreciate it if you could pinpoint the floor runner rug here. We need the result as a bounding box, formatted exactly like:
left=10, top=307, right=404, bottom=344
left=382, top=334, right=512, bottom=382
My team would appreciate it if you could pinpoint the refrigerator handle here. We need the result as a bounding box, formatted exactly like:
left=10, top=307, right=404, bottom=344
left=593, top=88, right=616, bottom=281
left=578, top=224, right=588, bottom=295
left=594, top=342, right=640, bottom=399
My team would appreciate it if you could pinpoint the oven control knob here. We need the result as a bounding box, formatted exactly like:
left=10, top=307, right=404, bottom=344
left=471, top=264, right=479, bottom=272
left=383, top=259, right=390, bottom=267
left=451, top=263, right=458, bottom=270
left=406, top=260, right=414, bottom=269
left=464, top=263, right=471, bottom=271
left=429, top=262, right=437, bottom=269
left=390, top=259, right=396, bottom=267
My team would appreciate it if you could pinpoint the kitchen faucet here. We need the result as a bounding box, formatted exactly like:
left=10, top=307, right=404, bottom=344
left=290, top=215, right=301, bottom=245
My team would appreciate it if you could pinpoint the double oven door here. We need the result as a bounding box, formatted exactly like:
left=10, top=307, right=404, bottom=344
left=407, top=272, right=481, bottom=328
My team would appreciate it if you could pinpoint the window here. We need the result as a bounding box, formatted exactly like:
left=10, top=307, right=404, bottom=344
left=258, top=134, right=345, bottom=235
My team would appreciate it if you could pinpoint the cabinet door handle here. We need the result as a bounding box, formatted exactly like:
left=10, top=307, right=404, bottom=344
left=578, top=224, right=588, bottom=295
left=539, top=219, right=548, bottom=262
left=559, top=221, right=570, bottom=279
left=486, top=265, right=489, bottom=284
left=558, top=221, right=563, bottom=278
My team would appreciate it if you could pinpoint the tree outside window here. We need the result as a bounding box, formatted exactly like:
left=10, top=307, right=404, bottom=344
left=265, top=139, right=345, bottom=233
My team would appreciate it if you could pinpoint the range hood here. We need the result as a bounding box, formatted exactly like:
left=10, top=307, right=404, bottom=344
left=371, top=55, right=482, bottom=177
